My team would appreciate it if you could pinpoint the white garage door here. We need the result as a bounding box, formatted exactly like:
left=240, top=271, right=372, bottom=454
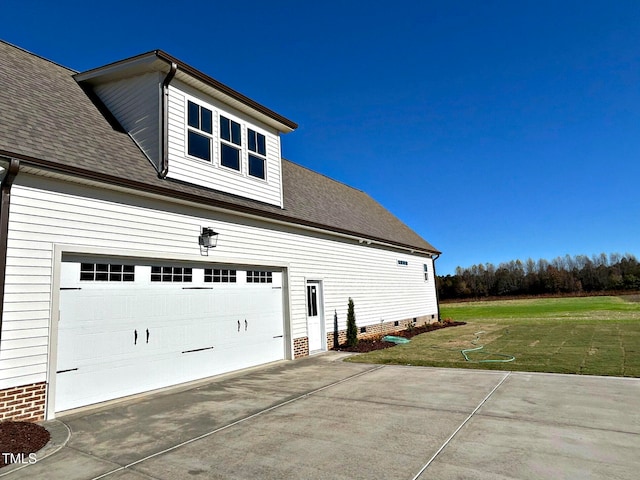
left=55, top=259, right=285, bottom=412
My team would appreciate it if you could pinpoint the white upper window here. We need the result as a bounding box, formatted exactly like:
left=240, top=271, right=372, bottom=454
left=187, top=101, right=213, bottom=161
left=220, top=115, right=242, bottom=171
left=247, top=128, right=267, bottom=180
left=184, top=99, right=271, bottom=182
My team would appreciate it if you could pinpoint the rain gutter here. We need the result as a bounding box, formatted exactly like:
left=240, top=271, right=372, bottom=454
left=432, top=253, right=442, bottom=321
left=0, top=157, right=20, bottom=341
left=159, top=61, right=177, bottom=178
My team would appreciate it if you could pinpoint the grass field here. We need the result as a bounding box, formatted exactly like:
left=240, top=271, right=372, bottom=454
left=346, top=295, right=640, bottom=377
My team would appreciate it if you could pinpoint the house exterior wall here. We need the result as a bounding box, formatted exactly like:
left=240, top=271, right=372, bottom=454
left=93, top=72, right=163, bottom=169
left=0, top=174, right=437, bottom=418
left=166, top=81, right=284, bottom=207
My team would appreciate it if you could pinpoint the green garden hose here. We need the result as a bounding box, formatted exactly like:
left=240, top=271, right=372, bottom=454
left=461, top=331, right=515, bottom=363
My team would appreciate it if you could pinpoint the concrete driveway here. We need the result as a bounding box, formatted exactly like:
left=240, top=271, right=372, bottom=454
left=2, top=352, right=639, bottom=479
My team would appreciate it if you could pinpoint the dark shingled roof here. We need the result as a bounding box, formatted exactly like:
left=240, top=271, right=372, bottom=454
left=0, top=40, right=438, bottom=253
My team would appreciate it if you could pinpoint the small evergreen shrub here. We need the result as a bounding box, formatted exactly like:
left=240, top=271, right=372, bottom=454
left=346, top=297, right=358, bottom=347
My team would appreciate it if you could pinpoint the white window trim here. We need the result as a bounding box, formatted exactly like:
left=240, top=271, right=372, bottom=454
left=185, top=99, right=214, bottom=163
left=183, top=96, right=271, bottom=183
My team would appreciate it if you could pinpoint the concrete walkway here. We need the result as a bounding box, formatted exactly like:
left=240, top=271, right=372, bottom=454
left=2, top=352, right=639, bottom=479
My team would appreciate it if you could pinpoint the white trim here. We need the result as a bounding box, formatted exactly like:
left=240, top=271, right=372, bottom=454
left=305, top=278, right=326, bottom=354
left=20, top=167, right=436, bottom=257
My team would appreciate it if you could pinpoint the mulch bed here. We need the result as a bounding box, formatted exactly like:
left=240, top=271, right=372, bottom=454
left=338, top=321, right=466, bottom=353
left=0, top=421, right=50, bottom=468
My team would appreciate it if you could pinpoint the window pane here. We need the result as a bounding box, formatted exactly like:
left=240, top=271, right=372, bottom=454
left=248, top=129, right=256, bottom=152
left=249, top=155, right=265, bottom=179
left=201, top=107, right=212, bottom=134
left=257, top=133, right=266, bottom=155
left=188, top=101, right=199, bottom=129
left=231, top=120, right=241, bottom=145
left=220, top=116, right=230, bottom=141
left=188, top=131, right=211, bottom=161
left=221, top=144, right=240, bottom=170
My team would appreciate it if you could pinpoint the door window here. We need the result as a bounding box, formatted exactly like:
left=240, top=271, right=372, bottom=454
left=307, top=284, right=318, bottom=316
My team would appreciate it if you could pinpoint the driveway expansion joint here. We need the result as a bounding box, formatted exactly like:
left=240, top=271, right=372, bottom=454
left=88, top=364, right=385, bottom=480
left=412, top=371, right=512, bottom=480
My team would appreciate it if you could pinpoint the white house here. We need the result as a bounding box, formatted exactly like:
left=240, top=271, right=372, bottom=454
left=0, top=41, right=440, bottom=421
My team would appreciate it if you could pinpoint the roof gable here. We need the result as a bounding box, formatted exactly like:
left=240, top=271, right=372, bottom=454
left=0, top=40, right=438, bottom=254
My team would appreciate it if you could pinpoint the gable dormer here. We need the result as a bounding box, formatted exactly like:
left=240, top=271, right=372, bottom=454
left=75, top=51, right=297, bottom=208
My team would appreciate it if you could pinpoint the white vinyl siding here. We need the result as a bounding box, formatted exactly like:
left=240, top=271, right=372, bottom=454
left=166, top=82, right=283, bottom=207
left=1, top=174, right=437, bottom=390
left=93, top=72, right=162, bottom=170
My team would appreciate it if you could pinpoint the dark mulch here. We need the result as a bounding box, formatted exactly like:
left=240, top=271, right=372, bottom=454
left=0, top=421, right=50, bottom=468
left=337, top=321, right=467, bottom=353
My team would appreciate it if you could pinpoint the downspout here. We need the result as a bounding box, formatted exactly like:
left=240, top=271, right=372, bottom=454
left=0, top=157, right=21, bottom=343
left=158, top=61, right=178, bottom=178
left=432, top=253, right=442, bottom=321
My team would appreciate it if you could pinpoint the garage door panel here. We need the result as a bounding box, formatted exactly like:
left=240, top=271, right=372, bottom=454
left=56, top=261, right=285, bottom=413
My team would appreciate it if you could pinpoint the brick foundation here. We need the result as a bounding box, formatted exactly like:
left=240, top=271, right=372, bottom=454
left=295, top=314, right=438, bottom=358
left=293, top=337, right=309, bottom=358
left=327, top=315, right=437, bottom=349
left=0, top=382, right=47, bottom=422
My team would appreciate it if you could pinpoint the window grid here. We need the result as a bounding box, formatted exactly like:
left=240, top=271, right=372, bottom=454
left=247, top=129, right=266, bottom=179
left=204, top=268, right=237, bottom=283
left=187, top=100, right=213, bottom=161
left=150, top=266, right=193, bottom=283
left=80, top=263, right=135, bottom=282
left=220, top=115, right=241, bottom=171
left=423, top=264, right=429, bottom=281
left=246, top=271, right=273, bottom=283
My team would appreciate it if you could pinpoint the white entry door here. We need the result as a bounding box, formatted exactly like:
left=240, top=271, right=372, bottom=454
left=55, top=260, right=284, bottom=412
left=306, top=280, right=325, bottom=353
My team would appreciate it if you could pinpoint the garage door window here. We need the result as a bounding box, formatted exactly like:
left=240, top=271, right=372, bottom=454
left=150, top=266, right=193, bottom=282
left=204, top=268, right=237, bottom=283
left=80, top=263, right=135, bottom=282
left=246, top=271, right=272, bottom=283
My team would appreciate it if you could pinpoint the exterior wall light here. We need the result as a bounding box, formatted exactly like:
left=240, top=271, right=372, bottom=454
left=198, top=227, right=218, bottom=255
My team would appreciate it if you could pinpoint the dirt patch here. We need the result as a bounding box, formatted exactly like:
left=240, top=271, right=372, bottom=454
left=337, top=321, right=466, bottom=353
left=0, top=421, right=50, bottom=468
left=620, top=294, right=640, bottom=303
left=529, top=340, right=540, bottom=347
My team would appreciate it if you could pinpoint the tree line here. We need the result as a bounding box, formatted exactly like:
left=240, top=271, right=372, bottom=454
left=437, top=253, right=640, bottom=300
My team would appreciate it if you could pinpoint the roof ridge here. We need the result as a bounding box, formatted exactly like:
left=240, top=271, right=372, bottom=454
left=0, top=39, right=78, bottom=74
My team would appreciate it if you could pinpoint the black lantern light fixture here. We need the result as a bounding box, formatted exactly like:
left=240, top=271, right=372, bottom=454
left=198, top=227, right=218, bottom=255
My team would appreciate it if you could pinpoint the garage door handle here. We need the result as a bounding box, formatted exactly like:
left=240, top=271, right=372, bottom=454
left=237, top=320, right=241, bottom=332
left=273, top=335, right=283, bottom=338
left=146, top=329, right=150, bottom=344
left=134, top=329, right=138, bottom=345
left=245, top=319, right=248, bottom=331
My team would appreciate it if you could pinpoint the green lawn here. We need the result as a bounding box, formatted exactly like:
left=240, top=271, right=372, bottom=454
left=345, top=296, right=640, bottom=377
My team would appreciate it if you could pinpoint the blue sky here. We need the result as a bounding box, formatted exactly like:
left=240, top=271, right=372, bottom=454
left=2, top=0, right=639, bottom=275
